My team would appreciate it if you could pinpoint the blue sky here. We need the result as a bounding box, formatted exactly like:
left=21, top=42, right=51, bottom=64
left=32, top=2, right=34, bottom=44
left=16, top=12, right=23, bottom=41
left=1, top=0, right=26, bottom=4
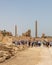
left=0, top=0, right=52, bottom=37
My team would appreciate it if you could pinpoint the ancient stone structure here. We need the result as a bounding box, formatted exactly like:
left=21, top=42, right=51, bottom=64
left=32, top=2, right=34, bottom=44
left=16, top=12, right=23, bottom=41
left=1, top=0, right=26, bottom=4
left=15, top=25, right=17, bottom=37
left=22, top=29, right=31, bottom=37
left=1, top=30, right=12, bottom=36
left=35, top=20, right=38, bottom=38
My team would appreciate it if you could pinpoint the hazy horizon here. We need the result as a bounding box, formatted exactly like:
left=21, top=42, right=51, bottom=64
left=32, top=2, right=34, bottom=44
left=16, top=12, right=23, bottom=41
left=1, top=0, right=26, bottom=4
left=0, top=0, right=52, bottom=37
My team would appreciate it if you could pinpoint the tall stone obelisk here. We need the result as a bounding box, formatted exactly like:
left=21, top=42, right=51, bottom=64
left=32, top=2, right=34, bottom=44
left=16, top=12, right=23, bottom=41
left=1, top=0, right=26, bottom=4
left=35, top=20, right=38, bottom=37
left=15, top=25, right=17, bottom=37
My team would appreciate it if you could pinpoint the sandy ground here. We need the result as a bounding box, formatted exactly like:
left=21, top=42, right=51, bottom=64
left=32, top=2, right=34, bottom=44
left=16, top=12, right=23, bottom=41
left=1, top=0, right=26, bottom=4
left=0, top=46, right=52, bottom=65
left=37, top=47, right=52, bottom=65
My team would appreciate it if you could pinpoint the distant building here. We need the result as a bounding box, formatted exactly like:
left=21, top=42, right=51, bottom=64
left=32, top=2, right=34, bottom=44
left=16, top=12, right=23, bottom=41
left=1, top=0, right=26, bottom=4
left=41, top=33, right=52, bottom=38
left=41, top=33, right=46, bottom=38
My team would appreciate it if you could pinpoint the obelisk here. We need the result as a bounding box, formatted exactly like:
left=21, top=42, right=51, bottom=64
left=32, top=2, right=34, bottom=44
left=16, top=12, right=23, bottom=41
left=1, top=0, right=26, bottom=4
left=35, top=20, right=37, bottom=37
left=15, top=25, right=17, bottom=37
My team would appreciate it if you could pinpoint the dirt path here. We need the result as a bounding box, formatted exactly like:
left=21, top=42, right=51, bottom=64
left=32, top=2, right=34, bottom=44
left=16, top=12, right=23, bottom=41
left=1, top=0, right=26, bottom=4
left=0, top=47, right=52, bottom=65
left=37, top=47, right=52, bottom=65
left=0, top=47, right=41, bottom=65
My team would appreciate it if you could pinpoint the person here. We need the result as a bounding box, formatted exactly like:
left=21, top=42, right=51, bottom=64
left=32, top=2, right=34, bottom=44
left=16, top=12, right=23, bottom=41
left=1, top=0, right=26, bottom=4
left=38, top=41, right=41, bottom=46
left=46, top=42, right=49, bottom=47
left=31, top=42, right=34, bottom=47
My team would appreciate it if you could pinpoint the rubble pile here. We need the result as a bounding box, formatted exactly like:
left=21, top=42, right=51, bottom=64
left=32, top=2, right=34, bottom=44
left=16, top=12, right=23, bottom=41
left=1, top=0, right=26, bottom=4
left=0, top=43, right=27, bottom=63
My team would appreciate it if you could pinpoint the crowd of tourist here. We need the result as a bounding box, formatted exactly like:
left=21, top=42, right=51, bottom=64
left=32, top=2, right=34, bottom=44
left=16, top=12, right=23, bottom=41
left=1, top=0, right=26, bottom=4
left=12, top=40, right=52, bottom=47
